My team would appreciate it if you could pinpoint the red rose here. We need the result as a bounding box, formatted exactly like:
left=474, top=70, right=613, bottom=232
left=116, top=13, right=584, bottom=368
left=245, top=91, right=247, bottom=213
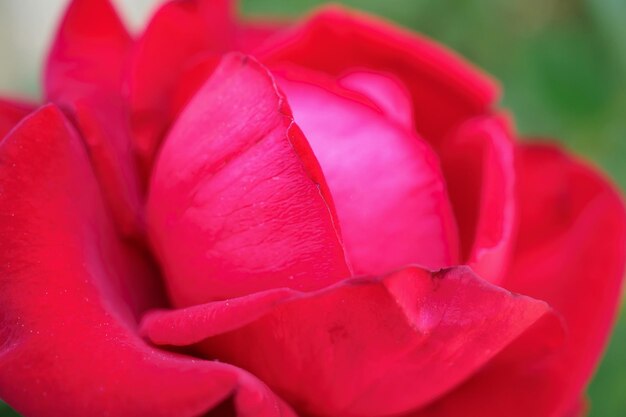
left=1, top=0, right=624, bottom=416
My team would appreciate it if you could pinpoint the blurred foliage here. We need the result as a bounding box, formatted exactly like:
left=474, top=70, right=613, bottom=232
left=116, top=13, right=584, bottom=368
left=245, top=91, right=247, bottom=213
left=1, top=0, right=625, bottom=415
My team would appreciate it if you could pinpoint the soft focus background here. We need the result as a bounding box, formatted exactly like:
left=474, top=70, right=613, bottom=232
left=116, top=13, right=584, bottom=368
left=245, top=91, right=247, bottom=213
left=0, top=0, right=625, bottom=416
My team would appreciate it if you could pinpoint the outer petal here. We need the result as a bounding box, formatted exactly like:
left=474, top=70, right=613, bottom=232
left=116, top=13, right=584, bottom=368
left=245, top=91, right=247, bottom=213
left=0, top=98, right=35, bottom=139
left=236, top=19, right=290, bottom=53
left=45, top=0, right=131, bottom=102
left=503, top=143, right=626, bottom=415
left=46, top=0, right=143, bottom=236
left=278, top=70, right=459, bottom=274
left=413, top=143, right=625, bottom=417
left=147, top=53, right=351, bottom=306
left=257, top=5, right=499, bottom=147
left=142, top=266, right=558, bottom=417
left=0, top=105, right=295, bottom=417
left=129, top=0, right=235, bottom=172
left=439, top=115, right=516, bottom=283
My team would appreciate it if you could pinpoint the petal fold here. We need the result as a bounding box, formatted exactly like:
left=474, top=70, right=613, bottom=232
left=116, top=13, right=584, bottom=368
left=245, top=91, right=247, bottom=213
left=278, top=70, right=459, bottom=273
left=439, top=115, right=516, bottom=283
left=142, top=266, right=558, bottom=417
left=147, top=53, right=351, bottom=306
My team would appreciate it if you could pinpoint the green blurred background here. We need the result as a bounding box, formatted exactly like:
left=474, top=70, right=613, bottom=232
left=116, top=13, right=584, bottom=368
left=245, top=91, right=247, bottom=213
left=0, top=0, right=625, bottom=416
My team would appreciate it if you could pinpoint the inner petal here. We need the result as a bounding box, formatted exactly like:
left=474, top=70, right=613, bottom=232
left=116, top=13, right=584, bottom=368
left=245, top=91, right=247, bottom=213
left=278, top=71, right=459, bottom=275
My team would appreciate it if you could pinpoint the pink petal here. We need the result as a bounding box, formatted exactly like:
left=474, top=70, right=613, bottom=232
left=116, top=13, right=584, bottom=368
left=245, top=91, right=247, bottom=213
left=147, top=53, right=351, bottom=306
left=0, top=105, right=295, bottom=417
left=278, top=70, right=459, bottom=274
left=257, top=5, right=499, bottom=147
left=129, top=0, right=235, bottom=173
left=439, top=115, right=516, bottom=283
left=339, top=70, right=415, bottom=131
left=143, top=266, right=558, bottom=417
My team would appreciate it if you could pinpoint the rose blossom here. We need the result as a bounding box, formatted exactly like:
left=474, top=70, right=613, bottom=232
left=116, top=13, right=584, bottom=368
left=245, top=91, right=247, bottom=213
left=0, top=0, right=624, bottom=416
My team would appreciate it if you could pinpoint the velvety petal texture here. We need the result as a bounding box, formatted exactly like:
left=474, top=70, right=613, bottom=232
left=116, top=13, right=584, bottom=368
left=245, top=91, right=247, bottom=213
left=278, top=69, right=459, bottom=274
left=148, top=53, right=351, bottom=306
left=0, top=105, right=295, bottom=417
left=142, top=266, right=557, bottom=417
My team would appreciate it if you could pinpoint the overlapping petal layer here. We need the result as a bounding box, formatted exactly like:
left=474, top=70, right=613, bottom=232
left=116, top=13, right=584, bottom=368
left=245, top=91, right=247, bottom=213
left=439, top=115, right=516, bottom=283
left=0, top=105, right=295, bottom=417
left=129, top=0, right=235, bottom=171
left=407, top=143, right=626, bottom=417
left=148, top=53, right=351, bottom=306
left=257, top=6, right=499, bottom=147
left=278, top=69, right=459, bottom=273
left=46, top=0, right=143, bottom=236
left=142, top=266, right=558, bottom=417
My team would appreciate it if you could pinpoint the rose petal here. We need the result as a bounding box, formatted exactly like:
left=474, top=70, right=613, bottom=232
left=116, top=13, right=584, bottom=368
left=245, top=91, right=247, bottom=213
left=0, top=98, right=35, bottom=139
left=412, top=143, right=625, bottom=416
left=278, top=70, right=459, bottom=273
left=147, top=53, right=351, bottom=306
left=129, top=0, right=235, bottom=173
left=339, top=70, right=415, bottom=131
left=45, top=0, right=131, bottom=102
left=257, top=5, right=499, bottom=146
left=236, top=19, right=290, bottom=52
left=46, top=0, right=143, bottom=237
left=142, top=266, right=558, bottom=417
left=503, top=143, right=626, bottom=415
left=70, top=96, right=144, bottom=237
left=0, top=105, right=295, bottom=417
left=439, top=115, right=516, bottom=283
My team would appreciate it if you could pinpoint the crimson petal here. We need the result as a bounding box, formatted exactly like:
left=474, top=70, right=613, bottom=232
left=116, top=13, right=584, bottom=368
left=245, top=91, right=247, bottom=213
left=129, top=0, right=235, bottom=172
left=46, top=0, right=143, bottom=236
left=45, top=0, right=131, bottom=102
left=142, top=266, right=557, bottom=417
left=439, top=115, right=516, bottom=283
left=0, top=98, right=35, bottom=140
left=147, top=53, right=351, bottom=306
left=503, top=143, right=626, bottom=415
left=412, top=143, right=625, bottom=416
left=0, top=105, right=295, bottom=417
